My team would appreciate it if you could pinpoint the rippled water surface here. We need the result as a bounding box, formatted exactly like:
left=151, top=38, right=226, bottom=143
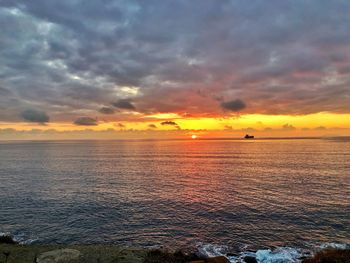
left=0, top=139, right=349, bottom=250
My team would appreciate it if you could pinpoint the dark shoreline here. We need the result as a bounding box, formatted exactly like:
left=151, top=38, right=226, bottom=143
left=0, top=244, right=349, bottom=263
left=1, top=235, right=349, bottom=263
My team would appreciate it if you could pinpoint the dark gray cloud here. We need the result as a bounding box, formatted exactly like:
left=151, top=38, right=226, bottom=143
left=161, top=121, right=177, bottom=126
left=161, top=121, right=181, bottom=129
left=99, top=107, right=115, bottom=114
left=148, top=124, right=157, bottom=129
left=1, top=0, right=350, bottom=123
left=0, top=86, right=12, bottom=96
left=21, top=109, right=49, bottom=123
left=221, top=99, right=246, bottom=112
left=112, top=99, right=136, bottom=110
left=74, top=117, right=98, bottom=126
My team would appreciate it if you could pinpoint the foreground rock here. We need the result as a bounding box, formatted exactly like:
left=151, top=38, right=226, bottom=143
left=0, top=245, right=231, bottom=263
left=189, top=257, right=230, bottom=263
left=1, top=243, right=349, bottom=263
left=0, top=235, right=18, bottom=245
left=0, top=245, right=145, bottom=263
left=302, top=248, right=350, bottom=263
left=243, top=256, right=258, bottom=263
left=207, top=256, right=231, bottom=263
left=37, top=249, right=81, bottom=263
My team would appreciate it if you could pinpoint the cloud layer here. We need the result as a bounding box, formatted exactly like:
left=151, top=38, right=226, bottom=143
left=74, top=117, right=98, bottom=126
left=1, top=0, right=350, bottom=124
left=99, top=107, right=115, bottom=114
left=21, top=109, right=49, bottom=123
left=221, top=99, right=246, bottom=112
left=112, top=99, right=136, bottom=110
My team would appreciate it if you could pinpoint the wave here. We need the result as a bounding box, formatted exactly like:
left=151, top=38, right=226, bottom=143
left=197, top=242, right=349, bottom=263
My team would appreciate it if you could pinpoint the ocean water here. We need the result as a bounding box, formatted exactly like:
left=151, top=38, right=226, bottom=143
left=0, top=139, right=349, bottom=261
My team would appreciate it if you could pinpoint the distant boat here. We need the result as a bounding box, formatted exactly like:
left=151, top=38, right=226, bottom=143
left=244, top=134, right=254, bottom=139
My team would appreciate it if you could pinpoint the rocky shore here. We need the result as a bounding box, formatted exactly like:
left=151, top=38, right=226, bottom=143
left=1, top=235, right=349, bottom=263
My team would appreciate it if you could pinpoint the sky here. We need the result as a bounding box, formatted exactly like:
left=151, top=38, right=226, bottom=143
left=1, top=0, right=350, bottom=139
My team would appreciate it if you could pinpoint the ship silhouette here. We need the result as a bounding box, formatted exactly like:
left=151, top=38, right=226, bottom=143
left=244, top=134, right=254, bottom=139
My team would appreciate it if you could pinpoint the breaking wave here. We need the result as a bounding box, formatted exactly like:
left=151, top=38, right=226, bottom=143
left=197, top=242, right=349, bottom=263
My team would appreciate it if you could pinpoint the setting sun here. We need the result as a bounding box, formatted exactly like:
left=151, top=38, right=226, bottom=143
left=191, top=134, right=197, bottom=139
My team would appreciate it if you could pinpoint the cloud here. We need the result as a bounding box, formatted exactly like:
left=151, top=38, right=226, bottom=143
left=161, top=121, right=180, bottom=129
left=112, top=99, right=136, bottom=110
left=21, top=109, right=49, bottom=123
left=1, top=0, right=350, bottom=124
left=282, top=123, right=296, bottom=130
left=221, top=99, right=246, bottom=112
left=98, top=107, right=115, bottom=114
left=148, top=124, right=157, bottom=129
left=74, top=117, right=98, bottom=126
left=0, top=86, right=12, bottom=96
left=161, top=121, right=177, bottom=126
left=241, top=127, right=257, bottom=133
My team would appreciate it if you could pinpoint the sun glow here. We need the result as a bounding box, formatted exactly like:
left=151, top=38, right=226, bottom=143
left=1, top=112, right=350, bottom=140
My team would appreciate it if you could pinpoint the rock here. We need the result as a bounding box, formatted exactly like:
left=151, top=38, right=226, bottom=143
left=113, top=249, right=144, bottom=263
left=243, top=255, right=258, bottom=263
left=37, top=249, right=81, bottom=263
left=207, top=256, right=231, bottom=263
left=0, top=235, right=18, bottom=244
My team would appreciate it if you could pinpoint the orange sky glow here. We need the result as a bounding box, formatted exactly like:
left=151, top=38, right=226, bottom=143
left=1, top=112, right=349, bottom=140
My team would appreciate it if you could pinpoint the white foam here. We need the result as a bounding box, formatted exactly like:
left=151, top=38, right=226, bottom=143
left=316, top=242, right=348, bottom=250
left=196, top=243, right=350, bottom=263
left=197, top=243, right=229, bottom=258
left=16, top=237, right=38, bottom=245
left=196, top=243, right=257, bottom=263
left=225, top=248, right=304, bottom=263
left=255, top=247, right=303, bottom=263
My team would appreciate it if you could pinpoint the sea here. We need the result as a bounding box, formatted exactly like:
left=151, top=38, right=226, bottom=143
left=0, top=138, right=349, bottom=262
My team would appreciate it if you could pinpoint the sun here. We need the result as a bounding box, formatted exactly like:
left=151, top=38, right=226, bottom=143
left=191, top=134, right=197, bottom=139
